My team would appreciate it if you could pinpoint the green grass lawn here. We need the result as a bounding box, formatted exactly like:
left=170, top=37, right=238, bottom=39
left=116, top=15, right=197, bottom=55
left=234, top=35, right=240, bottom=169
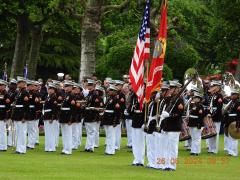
left=0, top=135, right=239, bottom=180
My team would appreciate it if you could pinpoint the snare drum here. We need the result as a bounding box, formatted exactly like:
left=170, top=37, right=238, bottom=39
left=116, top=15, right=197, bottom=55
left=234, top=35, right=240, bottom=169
left=179, top=116, right=191, bottom=141
left=201, top=115, right=217, bottom=139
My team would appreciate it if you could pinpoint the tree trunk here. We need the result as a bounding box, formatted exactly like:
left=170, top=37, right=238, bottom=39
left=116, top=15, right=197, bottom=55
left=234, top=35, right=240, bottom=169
left=10, top=14, right=30, bottom=79
left=79, top=2, right=101, bottom=81
left=27, top=25, right=43, bottom=79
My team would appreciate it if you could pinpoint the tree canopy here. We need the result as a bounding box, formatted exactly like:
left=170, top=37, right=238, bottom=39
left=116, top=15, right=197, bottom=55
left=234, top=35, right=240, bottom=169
left=0, top=0, right=239, bottom=81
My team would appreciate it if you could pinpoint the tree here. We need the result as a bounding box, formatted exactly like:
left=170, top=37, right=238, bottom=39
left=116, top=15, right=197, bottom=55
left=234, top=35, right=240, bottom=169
left=58, top=0, right=130, bottom=81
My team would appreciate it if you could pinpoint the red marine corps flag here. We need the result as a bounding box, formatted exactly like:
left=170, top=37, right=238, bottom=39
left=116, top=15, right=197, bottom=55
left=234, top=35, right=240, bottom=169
left=145, top=0, right=167, bottom=102
left=129, top=0, right=151, bottom=110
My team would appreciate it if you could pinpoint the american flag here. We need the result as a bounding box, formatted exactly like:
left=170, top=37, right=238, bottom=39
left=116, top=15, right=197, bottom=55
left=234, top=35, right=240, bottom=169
left=129, top=0, right=150, bottom=110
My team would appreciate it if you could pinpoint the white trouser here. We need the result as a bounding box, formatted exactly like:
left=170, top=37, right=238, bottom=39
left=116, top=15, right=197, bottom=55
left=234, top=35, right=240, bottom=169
left=78, top=120, right=83, bottom=147
left=115, top=122, right=122, bottom=150
left=72, top=122, right=79, bottom=149
left=85, top=122, right=96, bottom=151
left=44, top=120, right=56, bottom=152
left=94, top=121, right=100, bottom=148
left=227, top=135, right=238, bottom=156
left=189, top=127, right=202, bottom=154
left=154, top=132, right=166, bottom=169
left=208, top=122, right=221, bottom=153
left=206, top=139, right=209, bottom=148
left=15, top=121, right=27, bottom=153
left=8, top=120, right=16, bottom=147
left=27, top=120, right=36, bottom=148
left=146, top=133, right=155, bottom=167
left=125, top=119, right=133, bottom=147
left=61, top=123, right=72, bottom=154
left=35, top=119, right=39, bottom=144
left=0, top=121, right=7, bottom=150
left=224, top=134, right=230, bottom=151
left=185, top=139, right=192, bottom=149
left=54, top=121, right=60, bottom=147
left=157, top=131, right=180, bottom=170
left=132, top=127, right=145, bottom=165
left=104, top=125, right=116, bottom=154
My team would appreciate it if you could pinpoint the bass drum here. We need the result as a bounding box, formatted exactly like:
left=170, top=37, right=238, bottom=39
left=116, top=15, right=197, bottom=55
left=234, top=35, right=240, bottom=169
left=201, top=115, right=217, bottom=139
left=228, top=121, right=240, bottom=139
left=179, top=116, right=191, bottom=141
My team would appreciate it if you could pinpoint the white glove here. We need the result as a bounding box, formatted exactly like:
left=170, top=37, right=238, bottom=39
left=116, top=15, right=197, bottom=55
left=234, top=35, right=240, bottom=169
left=124, top=109, right=129, bottom=116
left=161, top=110, right=170, bottom=119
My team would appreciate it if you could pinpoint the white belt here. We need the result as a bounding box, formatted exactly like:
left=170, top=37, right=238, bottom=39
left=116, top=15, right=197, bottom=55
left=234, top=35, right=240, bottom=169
left=44, top=109, right=52, bottom=113
left=15, top=105, right=23, bottom=108
left=86, top=107, right=94, bottom=110
left=61, top=107, right=70, bottom=111
left=105, top=110, right=114, bottom=113
left=29, top=105, right=35, bottom=108
left=0, top=105, right=6, bottom=108
left=229, top=114, right=237, bottom=117
left=212, top=107, right=217, bottom=110
left=149, top=115, right=157, bottom=121
left=134, top=110, right=142, bottom=113
left=189, top=115, right=198, bottom=119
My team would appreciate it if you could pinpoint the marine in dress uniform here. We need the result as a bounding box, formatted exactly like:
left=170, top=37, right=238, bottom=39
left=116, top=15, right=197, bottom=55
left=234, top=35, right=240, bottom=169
left=145, top=91, right=158, bottom=168
left=183, top=86, right=200, bottom=150
left=71, top=83, right=84, bottom=150
left=114, top=80, right=126, bottom=150
left=188, top=92, right=205, bottom=155
left=130, top=92, right=145, bottom=166
left=102, top=85, right=120, bottom=155
left=123, top=83, right=133, bottom=149
left=11, top=77, right=30, bottom=154
left=154, top=82, right=170, bottom=170
left=7, top=79, right=18, bottom=147
left=26, top=80, right=41, bottom=149
left=223, top=88, right=240, bottom=156
left=43, top=83, right=58, bottom=152
left=83, top=79, right=104, bottom=152
left=94, top=85, right=105, bottom=148
left=159, top=80, right=184, bottom=171
left=54, top=80, right=64, bottom=147
left=207, top=80, right=223, bottom=154
left=0, top=80, right=11, bottom=151
left=59, top=80, right=75, bottom=155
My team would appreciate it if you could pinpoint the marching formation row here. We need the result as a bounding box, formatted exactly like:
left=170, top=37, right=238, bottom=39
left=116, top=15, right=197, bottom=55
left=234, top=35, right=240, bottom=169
left=0, top=73, right=239, bottom=171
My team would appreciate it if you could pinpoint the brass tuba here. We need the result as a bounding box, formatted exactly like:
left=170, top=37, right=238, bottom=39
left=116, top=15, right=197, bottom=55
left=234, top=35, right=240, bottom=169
left=184, top=68, right=204, bottom=94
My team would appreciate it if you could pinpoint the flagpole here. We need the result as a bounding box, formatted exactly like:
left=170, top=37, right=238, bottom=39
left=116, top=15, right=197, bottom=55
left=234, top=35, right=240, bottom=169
left=144, top=59, right=150, bottom=130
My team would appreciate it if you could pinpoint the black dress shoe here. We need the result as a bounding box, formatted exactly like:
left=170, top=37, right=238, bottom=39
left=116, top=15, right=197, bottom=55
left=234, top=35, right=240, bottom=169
left=15, top=151, right=24, bottom=154
left=136, top=163, right=144, bottom=166
left=0, top=150, right=7, bottom=152
left=61, top=152, right=66, bottom=155
left=88, top=149, right=94, bottom=153
left=105, top=153, right=113, bottom=155
left=85, top=149, right=90, bottom=152
left=27, top=147, right=34, bottom=150
left=164, top=168, right=175, bottom=171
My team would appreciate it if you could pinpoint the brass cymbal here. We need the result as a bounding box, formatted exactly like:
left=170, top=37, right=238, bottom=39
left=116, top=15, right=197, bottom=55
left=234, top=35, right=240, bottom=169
left=228, top=121, right=240, bottom=139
